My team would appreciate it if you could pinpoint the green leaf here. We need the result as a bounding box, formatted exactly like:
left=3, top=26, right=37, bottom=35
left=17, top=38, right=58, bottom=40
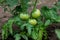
left=6, top=0, right=18, bottom=8
left=38, top=20, right=43, bottom=26
left=20, top=0, right=30, bottom=12
left=43, top=30, right=48, bottom=40
left=2, top=23, right=8, bottom=40
left=41, top=6, right=50, bottom=19
left=20, top=23, right=28, bottom=30
left=14, top=34, right=21, bottom=40
left=34, top=26, right=39, bottom=32
left=20, top=23, right=33, bottom=35
left=21, top=35, right=28, bottom=40
left=14, top=17, right=22, bottom=26
left=31, top=30, right=38, bottom=40
left=49, top=10, right=57, bottom=20
left=41, top=6, right=58, bottom=20
left=55, top=29, right=60, bottom=39
left=8, top=19, right=14, bottom=34
left=55, top=16, right=60, bottom=22
left=44, top=20, right=51, bottom=26
left=37, top=30, right=43, bottom=40
left=26, top=24, right=33, bottom=35
left=2, top=19, right=14, bottom=40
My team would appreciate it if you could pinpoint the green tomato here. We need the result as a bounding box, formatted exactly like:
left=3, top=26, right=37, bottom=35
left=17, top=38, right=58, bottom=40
left=20, top=13, right=30, bottom=20
left=32, top=9, right=41, bottom=18
left=28, top=19, right=37, bottom=25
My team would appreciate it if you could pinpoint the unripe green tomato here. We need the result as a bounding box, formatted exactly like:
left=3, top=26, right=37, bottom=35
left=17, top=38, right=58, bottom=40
left=32, top=9, right=41, bottom=18
left=20, top=13, right=30, bottom=20
left=28, top=19, right=37, bottom=25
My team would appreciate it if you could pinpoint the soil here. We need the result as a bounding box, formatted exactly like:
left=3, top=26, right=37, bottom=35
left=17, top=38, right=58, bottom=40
left=46, top=23, right=60, bottom=40
left=0, top=0, right=60, bottom=40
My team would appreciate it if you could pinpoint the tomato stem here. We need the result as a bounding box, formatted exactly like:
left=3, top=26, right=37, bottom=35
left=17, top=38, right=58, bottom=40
left=31, top=0, right=38, bottom=13
left=34, top=0, right=37, bottom=9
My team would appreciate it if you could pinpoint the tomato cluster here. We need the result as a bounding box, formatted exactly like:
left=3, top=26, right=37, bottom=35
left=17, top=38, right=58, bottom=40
left=20, top=9, right=41, bottom=25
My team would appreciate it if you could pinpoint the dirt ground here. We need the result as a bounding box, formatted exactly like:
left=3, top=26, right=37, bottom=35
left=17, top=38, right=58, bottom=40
left=0, top=0, right=60, bottom=40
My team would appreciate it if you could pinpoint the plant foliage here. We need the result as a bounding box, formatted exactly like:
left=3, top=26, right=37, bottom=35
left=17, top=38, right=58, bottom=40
left=2, top=0, right=60, bottom=40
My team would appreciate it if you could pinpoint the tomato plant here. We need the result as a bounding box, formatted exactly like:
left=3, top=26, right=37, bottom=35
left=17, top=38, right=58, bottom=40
left=1, top=0, right=60, bottom=40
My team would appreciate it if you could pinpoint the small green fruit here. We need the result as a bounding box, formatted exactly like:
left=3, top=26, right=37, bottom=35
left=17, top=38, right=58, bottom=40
left=20, top=13, right=30, bottom=20
left=32, top=9, right=41, bottom=18
left=29, top=19, right=37, bottom=25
